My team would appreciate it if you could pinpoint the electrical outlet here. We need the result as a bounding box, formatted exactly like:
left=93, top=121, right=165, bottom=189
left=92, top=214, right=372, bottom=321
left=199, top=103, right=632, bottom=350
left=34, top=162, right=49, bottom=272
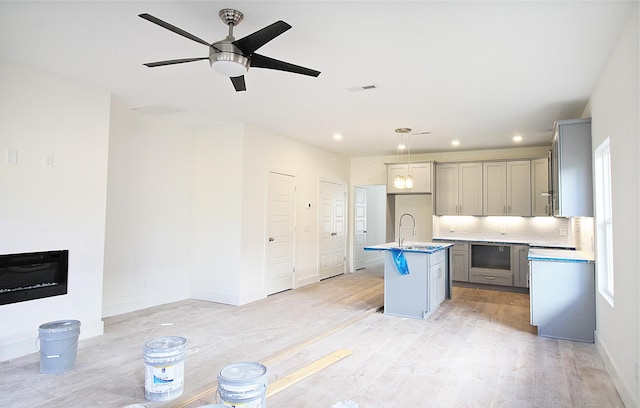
left=43, top=154, right=54, bottom=168
left=500, top=227, right=506, bottom=234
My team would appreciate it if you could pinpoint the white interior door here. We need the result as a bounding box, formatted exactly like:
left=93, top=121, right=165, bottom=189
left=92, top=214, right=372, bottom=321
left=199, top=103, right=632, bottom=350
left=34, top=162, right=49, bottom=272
left=354, top=186, right=367, bottom=270
left=319, top=181, right=346, bottom=279
left=267, top=172, right=295, bottom=295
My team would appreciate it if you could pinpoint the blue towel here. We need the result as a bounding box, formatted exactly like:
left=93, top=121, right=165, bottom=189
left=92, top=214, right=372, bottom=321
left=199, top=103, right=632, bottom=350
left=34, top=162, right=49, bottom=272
left=390, top=249, right=410, bottom=275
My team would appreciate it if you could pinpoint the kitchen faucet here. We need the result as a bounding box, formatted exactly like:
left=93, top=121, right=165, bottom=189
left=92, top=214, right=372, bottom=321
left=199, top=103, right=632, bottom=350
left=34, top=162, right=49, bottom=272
left=398, top=213, right=416, bottom=247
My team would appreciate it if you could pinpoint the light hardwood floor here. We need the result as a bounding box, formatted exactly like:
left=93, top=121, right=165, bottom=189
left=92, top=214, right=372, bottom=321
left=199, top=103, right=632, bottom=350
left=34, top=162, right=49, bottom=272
left=0, top=265, right=624, bottom=407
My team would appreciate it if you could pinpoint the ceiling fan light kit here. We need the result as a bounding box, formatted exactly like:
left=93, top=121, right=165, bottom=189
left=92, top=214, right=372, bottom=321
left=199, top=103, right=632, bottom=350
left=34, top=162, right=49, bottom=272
left=139, top=9, right=320, bottom=92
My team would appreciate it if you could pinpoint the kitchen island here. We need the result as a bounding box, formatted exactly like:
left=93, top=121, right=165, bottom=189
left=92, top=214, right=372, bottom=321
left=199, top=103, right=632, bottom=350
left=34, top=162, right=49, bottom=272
left=365, top=242, right=453, bottom=319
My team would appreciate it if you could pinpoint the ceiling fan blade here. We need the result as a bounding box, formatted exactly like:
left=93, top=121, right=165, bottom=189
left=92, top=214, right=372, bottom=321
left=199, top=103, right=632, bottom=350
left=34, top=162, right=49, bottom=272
left=143, top=57, right=209, bottom=68
left=230, top=76, right=247, bottom=92
left=232, top=21, right=292, bottom=55
left=250, top=54, right=320, bottom=77
left=139, top=13, right=211, bottom=47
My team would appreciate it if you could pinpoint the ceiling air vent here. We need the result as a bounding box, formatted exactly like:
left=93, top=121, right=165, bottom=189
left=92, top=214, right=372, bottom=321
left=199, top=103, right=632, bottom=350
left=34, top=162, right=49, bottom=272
left=347, top=84, right=378, bottom=92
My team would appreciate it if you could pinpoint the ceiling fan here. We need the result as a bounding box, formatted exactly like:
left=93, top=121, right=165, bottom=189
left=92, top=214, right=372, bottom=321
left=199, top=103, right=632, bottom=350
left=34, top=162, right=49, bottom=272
left=139, top=9, right=321, bottom=92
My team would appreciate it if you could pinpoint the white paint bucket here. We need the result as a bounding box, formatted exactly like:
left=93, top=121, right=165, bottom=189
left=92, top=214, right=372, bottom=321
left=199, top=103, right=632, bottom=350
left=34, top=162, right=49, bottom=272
left=143, top=336, right=186, bottom=401
left=217, top=362, right=268, bottom=408
left=38, top=320, right=81, bottom=374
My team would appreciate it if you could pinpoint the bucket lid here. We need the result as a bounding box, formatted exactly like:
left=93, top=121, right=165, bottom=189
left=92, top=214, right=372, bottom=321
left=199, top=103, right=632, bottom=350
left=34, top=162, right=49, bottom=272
left=38, top=320, right=81, bottom=333
left=143, top=336, right=186, bottom=353
left=218, top=362, right=267, bottom=385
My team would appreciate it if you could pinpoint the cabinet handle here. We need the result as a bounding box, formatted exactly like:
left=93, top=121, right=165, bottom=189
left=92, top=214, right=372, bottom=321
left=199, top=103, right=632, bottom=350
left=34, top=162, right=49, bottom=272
left=508, top=205, right=511, bottom=214
left=483, top=276, right=496, bottom=280
left=331, top=232, right=337, bottom=236
left=503, top=205, right=506, bottom=214
left=269, top=237, right=275, bottom=242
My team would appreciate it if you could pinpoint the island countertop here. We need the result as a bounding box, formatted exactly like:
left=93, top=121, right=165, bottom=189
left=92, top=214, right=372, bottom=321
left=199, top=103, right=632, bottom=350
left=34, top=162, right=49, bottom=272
left=364, top=242, right=453, bottom=254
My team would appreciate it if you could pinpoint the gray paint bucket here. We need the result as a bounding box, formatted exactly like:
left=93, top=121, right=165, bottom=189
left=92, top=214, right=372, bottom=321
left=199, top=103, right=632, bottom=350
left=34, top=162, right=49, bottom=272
left=217, top=362, right=268, bottom=408
left=143, top=336, right=186, bottom=401
left=37, top=320, right=81, bottom=374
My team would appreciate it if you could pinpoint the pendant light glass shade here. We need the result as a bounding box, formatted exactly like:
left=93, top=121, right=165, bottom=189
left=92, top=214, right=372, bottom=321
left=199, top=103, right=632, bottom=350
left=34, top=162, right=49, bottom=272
left=404, top=174, right=413, bottom=189
left=393, top=174, right=406, bottom=189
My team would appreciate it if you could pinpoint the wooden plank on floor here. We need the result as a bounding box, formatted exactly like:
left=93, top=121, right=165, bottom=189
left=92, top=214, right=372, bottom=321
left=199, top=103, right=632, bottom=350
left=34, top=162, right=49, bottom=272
left=266, top=349, right=352, bottom=398
left=170, top=308, right=377, bottom=408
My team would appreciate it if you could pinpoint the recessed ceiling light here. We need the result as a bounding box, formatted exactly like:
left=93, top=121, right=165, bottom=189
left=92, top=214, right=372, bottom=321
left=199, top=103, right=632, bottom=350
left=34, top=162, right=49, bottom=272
left=513, top=135, right=523, bottom=142
left=451, top=140, right=460, bottom=146
left=333, top=134, right=343, bottom=140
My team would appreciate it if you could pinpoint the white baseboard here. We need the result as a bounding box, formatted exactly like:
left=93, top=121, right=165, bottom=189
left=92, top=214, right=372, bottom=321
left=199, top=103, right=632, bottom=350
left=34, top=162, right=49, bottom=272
left=102, top=289, right=190, bottom=317
left=190, top=289, right=241, bottom=306
left=595, top=330, right=639, bottom=408
left=295, top=275, right=319, bottom=288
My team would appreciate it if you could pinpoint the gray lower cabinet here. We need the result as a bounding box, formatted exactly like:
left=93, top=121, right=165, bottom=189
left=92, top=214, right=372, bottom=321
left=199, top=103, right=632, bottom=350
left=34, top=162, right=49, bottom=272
left=451, top=242, right=469, bottom=282
left=447, top=241, right=529, bottom=288
left=529, top=259, right=595, bottom=342
left=469, top=268, right=513, bottom=286
left=512, top=245, right=530, bottom=288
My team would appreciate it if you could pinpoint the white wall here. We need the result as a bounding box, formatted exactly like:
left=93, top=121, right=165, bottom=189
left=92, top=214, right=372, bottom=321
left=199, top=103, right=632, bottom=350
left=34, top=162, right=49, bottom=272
left=586, top=5, right=639, bottom=407
left=0, top=62, right=109, bottom=360
left=189, top=123, right=350, bottom=305
left=393, top=194, right=433, bottom=243
left=190, top=124, right=245, bottom=305
left=242, top=125, right=350, bottom=291
left=102, top=101, right=193, bottom=317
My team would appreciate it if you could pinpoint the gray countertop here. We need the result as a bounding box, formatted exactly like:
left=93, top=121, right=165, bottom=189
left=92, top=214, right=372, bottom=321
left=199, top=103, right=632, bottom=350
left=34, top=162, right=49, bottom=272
left=432, top=236, right=575, bottom=249
left=528, top=248, right=594, bottom=263
left=364, top=242, right=453, bottom=254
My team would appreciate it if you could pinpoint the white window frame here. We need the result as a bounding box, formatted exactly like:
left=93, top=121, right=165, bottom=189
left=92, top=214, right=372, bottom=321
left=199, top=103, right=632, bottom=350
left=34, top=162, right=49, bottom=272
left=594, top=138, right=614, bottom=306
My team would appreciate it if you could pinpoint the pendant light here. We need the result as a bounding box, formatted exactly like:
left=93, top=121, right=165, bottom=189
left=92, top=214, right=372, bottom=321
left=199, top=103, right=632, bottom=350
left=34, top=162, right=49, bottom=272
left=393, top=128, right=413, bottom=189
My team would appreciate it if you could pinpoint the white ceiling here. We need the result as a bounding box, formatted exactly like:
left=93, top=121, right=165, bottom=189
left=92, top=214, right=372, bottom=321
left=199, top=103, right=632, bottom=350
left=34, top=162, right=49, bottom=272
left=0, top=1, right=634, bottom=157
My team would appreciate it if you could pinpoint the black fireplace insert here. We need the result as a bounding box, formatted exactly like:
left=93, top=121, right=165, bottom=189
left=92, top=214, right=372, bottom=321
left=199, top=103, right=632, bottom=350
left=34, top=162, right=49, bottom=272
left=0, top=250, right=69, bottom=305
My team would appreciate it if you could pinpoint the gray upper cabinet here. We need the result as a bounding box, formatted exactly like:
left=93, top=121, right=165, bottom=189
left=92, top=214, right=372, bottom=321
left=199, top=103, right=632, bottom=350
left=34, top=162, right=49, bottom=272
left=435, top=162, right=483, bottom=215
left=531, top=156, right=551, bottom=216
left=551, top=119, right=593, bottom=217
left=483, top=161, right=531, bottom=216
left=387, top=162, right=432, bottom=194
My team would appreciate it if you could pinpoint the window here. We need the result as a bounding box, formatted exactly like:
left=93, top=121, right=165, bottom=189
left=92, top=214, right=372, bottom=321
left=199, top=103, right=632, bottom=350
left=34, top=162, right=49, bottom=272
left=594, top=138, right=614, bottom=305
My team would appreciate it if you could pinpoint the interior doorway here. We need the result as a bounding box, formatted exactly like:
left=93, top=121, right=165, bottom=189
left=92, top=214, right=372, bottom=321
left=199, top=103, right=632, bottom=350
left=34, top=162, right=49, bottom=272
left=354, top=186, right=367, bottom=270
left=319, top=180, right=346, bottom=279
left=266, top=172, right=296, bottom=295
left=353, top=185, right=387, bottom=271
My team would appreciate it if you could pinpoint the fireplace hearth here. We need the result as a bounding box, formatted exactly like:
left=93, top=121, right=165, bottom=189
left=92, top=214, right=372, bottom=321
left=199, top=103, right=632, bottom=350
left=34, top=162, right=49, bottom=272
left=0, top=250, right=69, bottom=305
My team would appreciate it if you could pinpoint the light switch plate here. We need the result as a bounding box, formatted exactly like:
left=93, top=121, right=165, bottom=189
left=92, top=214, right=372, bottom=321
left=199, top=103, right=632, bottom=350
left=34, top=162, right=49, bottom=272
left=6, top=149, right=18, bottom=165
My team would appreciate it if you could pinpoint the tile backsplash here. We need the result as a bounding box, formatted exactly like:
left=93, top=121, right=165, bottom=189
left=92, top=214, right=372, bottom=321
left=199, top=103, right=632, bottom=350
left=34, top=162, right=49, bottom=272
left=432, top=216, right=584, bottom=247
